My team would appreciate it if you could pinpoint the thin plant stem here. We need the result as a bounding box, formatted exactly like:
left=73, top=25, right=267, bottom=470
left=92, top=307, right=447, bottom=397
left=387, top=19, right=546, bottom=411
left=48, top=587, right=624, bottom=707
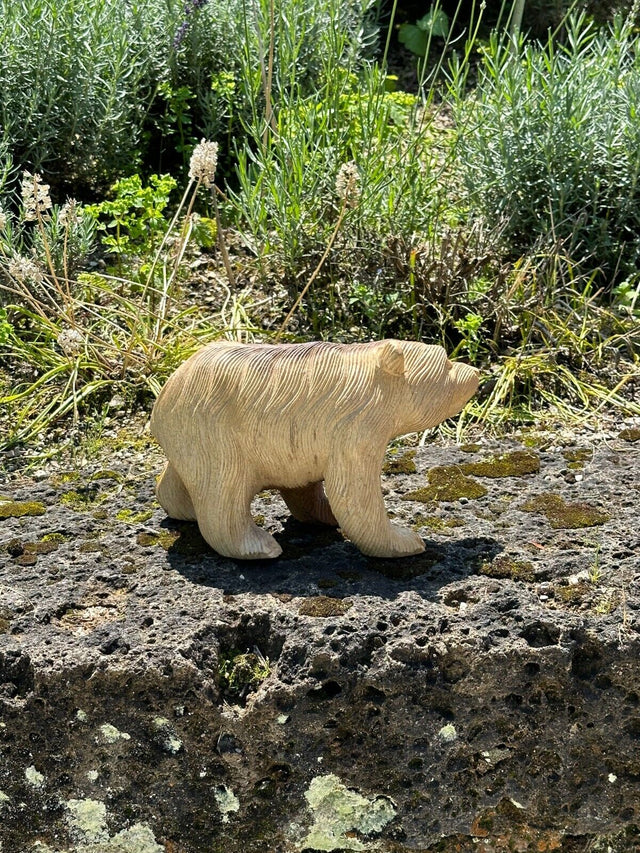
left=142, top=177, right=197, bottom=302
left=262, top=0, right=277, bottom=147
left=275, top=195, right=348, bottom=340
left=213, top=195, right=236, bottom=289
left=381, top=0, right=399, bottom=69
left=34, top=207, right=74, bottom=325
left=509, top=0, right=526, bottom=41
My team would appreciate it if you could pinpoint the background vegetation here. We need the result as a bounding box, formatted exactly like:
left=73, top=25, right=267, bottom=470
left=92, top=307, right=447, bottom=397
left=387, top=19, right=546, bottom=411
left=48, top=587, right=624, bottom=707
left=0, top=0, right=639, bottom=452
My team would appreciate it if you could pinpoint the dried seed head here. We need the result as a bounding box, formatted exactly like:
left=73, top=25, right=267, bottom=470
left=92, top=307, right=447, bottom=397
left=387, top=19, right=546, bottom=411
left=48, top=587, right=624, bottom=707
left=57, top=327, right=85, bottom=356
left=21, top=172, right=52, bottom=221
left=189, top=139, right=219, bottom=188
left=59, top=199, right=79, bottom=226
left=0, top=207, right=6, bottom=231
left=8, top=255, right=44, bottom=285
left=335, top=161, right=361, bottom=208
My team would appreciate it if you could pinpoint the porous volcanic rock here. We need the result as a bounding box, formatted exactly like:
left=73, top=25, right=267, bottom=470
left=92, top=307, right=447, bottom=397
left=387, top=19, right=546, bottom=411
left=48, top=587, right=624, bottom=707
left=1, top=425, right=639, bottom=852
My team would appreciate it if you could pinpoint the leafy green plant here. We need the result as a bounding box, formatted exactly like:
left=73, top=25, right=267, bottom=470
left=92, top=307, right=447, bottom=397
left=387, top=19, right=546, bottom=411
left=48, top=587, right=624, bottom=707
left=398, top=5, right=450, bottom=58
left=218, top=648, right=270, bottom=702
left=85, top=174, right=177, bottom=265
left=156, top=82, right=197, bottom=167
left=452, top=311, right=484, bottom=362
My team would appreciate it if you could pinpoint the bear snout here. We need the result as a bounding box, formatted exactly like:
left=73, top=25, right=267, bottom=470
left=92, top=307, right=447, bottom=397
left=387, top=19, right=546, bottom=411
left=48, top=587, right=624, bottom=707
left=450, top=361, right=480, bottom=410
left=453, top=361, right=480, bottom=393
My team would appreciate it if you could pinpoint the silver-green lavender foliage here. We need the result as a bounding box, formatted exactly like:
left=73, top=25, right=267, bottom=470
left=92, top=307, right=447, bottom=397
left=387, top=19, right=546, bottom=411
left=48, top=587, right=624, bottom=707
left=0, top=0, right=377, bottom=193
left=452, top=12, right=640, bottom=286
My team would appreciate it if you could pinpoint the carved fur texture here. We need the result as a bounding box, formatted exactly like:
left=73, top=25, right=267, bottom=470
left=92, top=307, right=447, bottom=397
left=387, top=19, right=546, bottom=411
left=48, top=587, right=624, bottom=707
left=150, top=339, right=479, bottom=559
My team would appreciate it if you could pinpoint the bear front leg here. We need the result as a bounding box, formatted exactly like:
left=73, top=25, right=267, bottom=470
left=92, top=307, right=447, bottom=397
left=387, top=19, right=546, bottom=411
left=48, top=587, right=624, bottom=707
left=156, top=461, right=196, bottom=521
left=192, top=472, right=282, bottom=561
left=324, top=453, right=425, bottom=558
left=279, top=482, right=338, bottom=526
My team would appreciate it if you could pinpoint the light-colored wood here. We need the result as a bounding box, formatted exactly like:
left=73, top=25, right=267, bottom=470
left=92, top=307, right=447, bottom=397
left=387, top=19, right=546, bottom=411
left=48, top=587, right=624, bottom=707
left=151, top=339, right=479, bottom=560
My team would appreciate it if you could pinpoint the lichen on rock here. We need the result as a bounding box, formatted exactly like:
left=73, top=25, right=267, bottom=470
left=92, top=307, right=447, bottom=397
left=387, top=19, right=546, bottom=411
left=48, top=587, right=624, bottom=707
left=24, top=765, right=45, bottom=788
left=214, top=785, right=240, bottom=823
left=302, top=773, right=396, bottom=851
left=97, top=723, right=131, bottom=744
left=65, top=798, right=108, bottom=844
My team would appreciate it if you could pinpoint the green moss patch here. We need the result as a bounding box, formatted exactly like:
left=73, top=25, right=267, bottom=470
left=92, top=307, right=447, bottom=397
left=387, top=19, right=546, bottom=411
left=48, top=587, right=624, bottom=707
left=49, top=471, right=80, bottom=487
left=218, top=650, right=270, bottom=702
left=402, top=466, right=488, bottom=503
left=136, top=529, right=180, bottom=549
left=412, top=513, right=465, bottom=532
left=41, top=532, right=67, bottom=544
left=562, top=448, right=593, bottom=466
left=116, top=508, right=154, bottom=524
left=554, top=581, right=593, bottom=606
left=136, top=524, right=208, bottom=557
left=522, top=494, right=610, bottom=529
left=460, top=450, right=540, bottom=478
left=619, top=427, right=640, bottom=442
left=299, top=596, right=353, bottom=617
left=383, top=450, right=417, bottom=475
left=0, top=500, right=46, bottom=519
left=480, top=555, right=535, bottom=582
left=90, top=469, right=124, bottom=482
left=59, top=487, right=106, bottom=511
left=519, top=431, right=552, bottom=449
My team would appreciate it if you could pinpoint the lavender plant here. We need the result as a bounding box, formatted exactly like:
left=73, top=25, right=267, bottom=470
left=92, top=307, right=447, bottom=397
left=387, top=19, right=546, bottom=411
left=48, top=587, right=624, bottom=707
left=451, top=11, right=640, bottom=290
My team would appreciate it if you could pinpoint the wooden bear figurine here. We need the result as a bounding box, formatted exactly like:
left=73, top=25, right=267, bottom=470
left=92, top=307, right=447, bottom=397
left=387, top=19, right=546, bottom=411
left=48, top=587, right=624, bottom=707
left=150, top=339, right=479, bottom=559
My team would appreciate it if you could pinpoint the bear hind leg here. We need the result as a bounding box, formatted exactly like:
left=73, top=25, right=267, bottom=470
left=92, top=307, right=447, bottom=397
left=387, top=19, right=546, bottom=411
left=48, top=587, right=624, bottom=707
left=193, top=474, right=282, bottom=560
left=156, top=462, right=196, bottom=521
left=280, top=481, right=338, bottom=526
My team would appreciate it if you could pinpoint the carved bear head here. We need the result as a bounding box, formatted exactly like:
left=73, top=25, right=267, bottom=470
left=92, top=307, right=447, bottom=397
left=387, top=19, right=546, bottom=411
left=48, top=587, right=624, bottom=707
left=378, top=340, right=479, bottom=432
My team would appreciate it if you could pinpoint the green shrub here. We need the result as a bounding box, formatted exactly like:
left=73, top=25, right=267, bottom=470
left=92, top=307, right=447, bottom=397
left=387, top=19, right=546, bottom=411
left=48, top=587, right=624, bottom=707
left=452, top=12, right=640, bottom=289
left=228, top=64, right=450, bottom=292
left=85, top=174, right=177, bottom=266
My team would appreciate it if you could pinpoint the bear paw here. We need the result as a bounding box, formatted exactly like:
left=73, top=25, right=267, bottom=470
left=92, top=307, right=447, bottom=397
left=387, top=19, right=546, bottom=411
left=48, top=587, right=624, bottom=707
left=235, top=527, right=283, bottom=561
left=379, top=526, right=425, bottom=559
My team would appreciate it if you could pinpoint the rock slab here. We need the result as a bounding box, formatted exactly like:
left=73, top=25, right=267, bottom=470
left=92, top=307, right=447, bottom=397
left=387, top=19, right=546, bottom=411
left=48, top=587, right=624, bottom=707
left=1, top=430, right=639, bottom=851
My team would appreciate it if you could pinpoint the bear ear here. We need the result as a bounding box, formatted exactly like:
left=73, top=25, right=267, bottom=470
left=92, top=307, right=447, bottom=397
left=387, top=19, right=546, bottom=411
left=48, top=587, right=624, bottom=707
left=378, top=340, right=405, bottom=377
